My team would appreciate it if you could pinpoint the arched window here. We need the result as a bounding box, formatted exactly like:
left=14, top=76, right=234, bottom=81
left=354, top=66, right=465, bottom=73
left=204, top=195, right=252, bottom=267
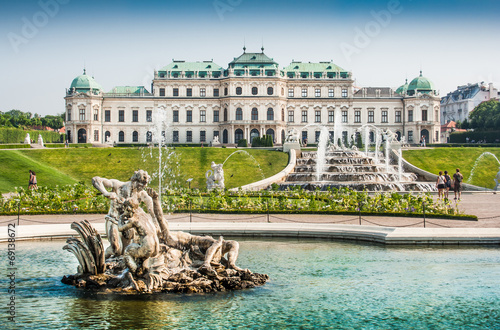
left=236, top=108, right=243, bottom=120
left=267, top=87, right=273, bottom=95
left=251, top=108, right=258, bottom=120
left=104, top=131, right=110, bottom=142
left=146, top=131, right=152, bottom=143
left=266, top=129, right=275, bottom=142
left=222, top=129, right=228, bottom=144
left=224, top=108, right=228, bottom=121
left=252, top=87, right=258, bottom=95
left=281, top=108, right=285, bottom=121
left=235, top=129, right=244, bottom=143
left=236, top=87, right=242, bottom=95
left=132, top=131, right=138, bottom=142
left=369, top=131, right=374, bottom=143
left=118, top=131, right=124, bottom=142
left=267, top=108, right=274, bottom=120
left=250, top=129, right=259, bottom=142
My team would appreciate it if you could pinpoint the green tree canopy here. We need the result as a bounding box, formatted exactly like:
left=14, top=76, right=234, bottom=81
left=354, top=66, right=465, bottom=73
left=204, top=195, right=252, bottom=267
left=469, top=100, right=500, bottom=130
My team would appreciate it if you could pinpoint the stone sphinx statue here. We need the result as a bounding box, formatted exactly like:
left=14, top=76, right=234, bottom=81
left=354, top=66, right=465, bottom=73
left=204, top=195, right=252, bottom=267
left=205, top=161, right=225, bottom=190
left=63, top=170, right=267, bottom=293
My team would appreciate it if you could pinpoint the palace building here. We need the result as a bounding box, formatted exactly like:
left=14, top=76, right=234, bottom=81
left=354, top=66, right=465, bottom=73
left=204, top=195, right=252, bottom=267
left=64, top=48, right=441, bottom=145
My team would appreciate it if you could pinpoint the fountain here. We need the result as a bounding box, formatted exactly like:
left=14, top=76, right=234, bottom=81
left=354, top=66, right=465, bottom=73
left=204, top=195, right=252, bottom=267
left=64, top=170, right=268, bottom=293
left=280, top=124, right=435, bottom=192
left=467, top=152, right=500, bottom=189
left=142, top=107, right=180, bottom=200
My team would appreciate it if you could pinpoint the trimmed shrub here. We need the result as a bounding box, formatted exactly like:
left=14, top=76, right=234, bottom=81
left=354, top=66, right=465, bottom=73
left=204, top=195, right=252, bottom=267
left=237, top=139, right=248, bottom=147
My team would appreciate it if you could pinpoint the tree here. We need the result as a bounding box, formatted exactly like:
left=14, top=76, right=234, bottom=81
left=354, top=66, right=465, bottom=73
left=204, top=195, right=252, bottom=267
left=469, top=100, right=500, bottom=130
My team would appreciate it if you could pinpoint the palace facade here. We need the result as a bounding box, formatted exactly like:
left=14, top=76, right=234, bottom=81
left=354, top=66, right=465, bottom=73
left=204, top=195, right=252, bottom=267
left=65, top=48, right=441, bottom=145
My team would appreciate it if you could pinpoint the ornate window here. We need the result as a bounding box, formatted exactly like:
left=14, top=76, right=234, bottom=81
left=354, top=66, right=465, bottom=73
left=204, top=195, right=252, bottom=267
left=94, top=130, right=99, bottom=142
left=251, top=108, right=258, bottom=120
left=118, top=110, right=124, bottom=122
left=342, top=110, right=348, bottom=123
left=267, top=87, right=273, bottom=95
left=213, top=110, right=219, bottom=122
left=315, top=89, right=321, bottom=97
left=146, top=110, right=152, bottom=122
left=132, top=131, right=138, bottom=142
left=355, top=110, right=361, bottom=123
left=267, top=108, right=274, bottom=120
left=328, top=110, right=334, bottom=123
left=408, top=110, right=414, bottom=122
left=252, top=87, right=258, bottom=95
left=302, top=88, right=307, bottom=97
left=382, top=110, right=388, bottom=123
left=146, top=131, right=152, bottom=142
left=200, top=88, right=206, bottom=97
left=342, top=88, right=348, bottom=97
left=132, top=110, right=138, bottom=122
left=395, top=111, right=401, bottom=123
left=368, top=111, right=374, bottom=123
left=224, top=108, right=228, bottom=121
left=186, top=110, right=192, bottom=122
left=235, top=129, right=244, bottom=143
left=328, top=88, right=334, bottom=97
left=173, top=88, right=179, bottom=96
left=186, top=88, right=192, bottom=97
left=315, top=110, right=321, bottom=123
left=173, top=131, right=179, bottom=142
left=236, top=87, right=242, bottom=95
left=236, top=108, right=243, bottom=120
left=173, top=110, right=179, bottom=122
left=118, top=131, right=124, bottom=142
left=288, top=88, right=294, bottom=97
left=288, top=110, right=294, bottom=122
left=186, top=131, right=192, bottom=142
left=79, top=108, right=85, bottom=121
left=93, top=108, right=99, bottom=121
left=159, top=88, right=165, bottom=96
left=200, top=131, right=206, bottom=142
left=302, top=110, right=308, bottom=122
left=200, top=110, right=206, bottom=122
left=213, top=88, right=219, bottom=97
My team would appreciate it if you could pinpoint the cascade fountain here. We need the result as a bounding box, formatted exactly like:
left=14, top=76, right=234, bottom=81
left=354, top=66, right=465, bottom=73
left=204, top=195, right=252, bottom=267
left=280, top=124, right=435, bottom=192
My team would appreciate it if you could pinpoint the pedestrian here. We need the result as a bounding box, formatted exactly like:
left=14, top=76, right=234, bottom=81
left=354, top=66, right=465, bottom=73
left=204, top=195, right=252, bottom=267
left=436, top=171, right=446, bottom=199
left=443, top=170, right=452, bottom=199
left=453, top=168, right=464, bottom=200
left=29, top=170, right=38, bottom=190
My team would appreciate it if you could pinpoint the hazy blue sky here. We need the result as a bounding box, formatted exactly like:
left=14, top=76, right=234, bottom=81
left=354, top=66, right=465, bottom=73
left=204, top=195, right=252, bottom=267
left=1, top=0, right=499, bottom=116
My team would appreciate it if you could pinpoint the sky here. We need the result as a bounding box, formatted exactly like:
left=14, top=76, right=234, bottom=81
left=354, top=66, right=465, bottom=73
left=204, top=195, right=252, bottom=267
left=1, top=0, right=499, bottom=116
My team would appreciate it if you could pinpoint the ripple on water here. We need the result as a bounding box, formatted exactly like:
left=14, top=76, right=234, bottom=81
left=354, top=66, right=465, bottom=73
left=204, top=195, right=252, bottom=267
left=2, top=239, right=500, bottom=329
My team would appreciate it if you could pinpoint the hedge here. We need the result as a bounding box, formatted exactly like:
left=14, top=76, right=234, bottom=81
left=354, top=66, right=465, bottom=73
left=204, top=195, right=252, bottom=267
left=450, top=130, right=500, bottom=143
left=0, top=127, right=65, bottom=144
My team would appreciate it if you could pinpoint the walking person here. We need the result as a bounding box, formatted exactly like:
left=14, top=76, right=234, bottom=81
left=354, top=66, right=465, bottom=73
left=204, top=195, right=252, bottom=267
left=436, top=171, right=446, bottom=199
left=453, top=168, right=464, bottom=200
left=443, top=170, right=452, bottom=199
left=29, top=170, right=38, bottom=190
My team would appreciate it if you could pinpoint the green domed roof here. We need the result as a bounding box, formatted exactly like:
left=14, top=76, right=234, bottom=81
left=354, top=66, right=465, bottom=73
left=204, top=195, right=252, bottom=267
left=407, top=71, right=435, bottom=95
left=70, top=69, right=103, bottom=92
left=396, top=79, right=408, bottom=95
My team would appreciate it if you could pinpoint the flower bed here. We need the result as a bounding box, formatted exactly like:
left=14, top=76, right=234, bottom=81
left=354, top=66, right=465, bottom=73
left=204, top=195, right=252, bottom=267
left=0, top=185, right=475, bottom=220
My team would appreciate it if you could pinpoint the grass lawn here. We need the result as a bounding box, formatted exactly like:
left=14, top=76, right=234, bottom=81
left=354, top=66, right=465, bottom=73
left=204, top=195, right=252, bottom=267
left=0, top=147, right=289, bottom=193
left=403, top=147, right=500, bottom=189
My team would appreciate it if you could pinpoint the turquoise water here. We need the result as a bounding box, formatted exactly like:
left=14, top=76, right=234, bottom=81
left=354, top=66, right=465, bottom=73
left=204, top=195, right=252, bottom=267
left=3, top=239, right=500, bottom=329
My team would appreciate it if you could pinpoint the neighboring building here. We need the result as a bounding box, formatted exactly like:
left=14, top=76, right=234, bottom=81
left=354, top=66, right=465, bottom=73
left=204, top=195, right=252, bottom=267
left=440, top=82, right=499, bottom=125
left=440, top=120, right=466, bottom=143
left=64, top=48, right=441, bottom=145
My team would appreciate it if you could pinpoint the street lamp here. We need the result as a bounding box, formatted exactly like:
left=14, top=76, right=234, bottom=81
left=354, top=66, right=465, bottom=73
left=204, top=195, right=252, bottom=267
left=186, top=178, right=193, bottom=190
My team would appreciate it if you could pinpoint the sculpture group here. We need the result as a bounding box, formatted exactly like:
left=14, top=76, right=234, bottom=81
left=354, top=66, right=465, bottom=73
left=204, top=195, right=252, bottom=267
left=62, top=170, right=267, bottom=293
left=205, top=161, right=225, bottom=190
